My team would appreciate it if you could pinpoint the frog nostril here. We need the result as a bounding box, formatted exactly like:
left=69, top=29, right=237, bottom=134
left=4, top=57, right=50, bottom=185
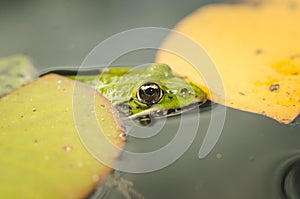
left=180, top=88, right=188, bottom=94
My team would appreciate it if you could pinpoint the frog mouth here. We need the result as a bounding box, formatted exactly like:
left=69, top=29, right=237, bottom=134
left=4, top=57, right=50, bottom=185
left=126, top=97, right=208, bottom=120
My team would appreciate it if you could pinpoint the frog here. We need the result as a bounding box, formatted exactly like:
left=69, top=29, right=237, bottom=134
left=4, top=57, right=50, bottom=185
left=71, top=63, right=207, bottom=123
left=0, top=56, right=207, bottom=124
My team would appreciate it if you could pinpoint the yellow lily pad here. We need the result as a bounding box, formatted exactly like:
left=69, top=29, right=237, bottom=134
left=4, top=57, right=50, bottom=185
left=0, top=74, right=124, bottom=198
left=156, top=0, right=300, bottom=123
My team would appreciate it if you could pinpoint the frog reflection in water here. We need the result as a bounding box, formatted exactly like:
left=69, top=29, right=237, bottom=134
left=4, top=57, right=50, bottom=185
left=75, top=64, right=207, bottom=124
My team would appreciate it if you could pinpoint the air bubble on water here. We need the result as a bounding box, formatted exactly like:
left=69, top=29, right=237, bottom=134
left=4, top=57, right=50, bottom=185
left=216, top=153, right=223, bottom=159
left=101, top=118, right=105, bottom=121
left=57, top=80, right=62, bottom=84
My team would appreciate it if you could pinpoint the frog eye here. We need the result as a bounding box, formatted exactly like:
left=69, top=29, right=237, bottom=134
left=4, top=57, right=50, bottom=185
left=136, top=82, right=163, bottom=105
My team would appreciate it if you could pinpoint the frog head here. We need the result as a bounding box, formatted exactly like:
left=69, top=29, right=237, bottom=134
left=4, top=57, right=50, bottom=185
left=110, top=64, right=207, bottom=121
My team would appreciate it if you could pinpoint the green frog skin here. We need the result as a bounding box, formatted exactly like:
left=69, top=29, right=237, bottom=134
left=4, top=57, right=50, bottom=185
left=72, top=63, right=207, bottom=121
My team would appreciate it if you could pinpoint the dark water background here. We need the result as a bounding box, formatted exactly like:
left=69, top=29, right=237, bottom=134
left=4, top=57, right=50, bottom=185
left=0, top=0, right=224, bottom=68
left=0, top=0, right=299, bottom=198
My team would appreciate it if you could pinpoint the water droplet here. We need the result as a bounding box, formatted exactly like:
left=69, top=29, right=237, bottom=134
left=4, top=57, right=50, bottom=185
left=92, top=174, right=99, bottom=182
left=62, top=145, right=73, bottom=152
left=32, top=107, right=37, bottom=112
left=119, top=132, right=127, bottom=140
left=101, top=118, right=105, bottom=121
left=172, top=90, right=178, bottom=94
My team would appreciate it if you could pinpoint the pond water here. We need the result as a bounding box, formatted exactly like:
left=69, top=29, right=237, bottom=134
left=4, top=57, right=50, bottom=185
left=1, top=0, right=299, bottom=198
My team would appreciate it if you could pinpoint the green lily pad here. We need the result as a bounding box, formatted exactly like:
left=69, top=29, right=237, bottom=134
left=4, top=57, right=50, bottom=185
left=0, top=55, right=37, bottom=97
left=0, top=74, right=124, bottom=198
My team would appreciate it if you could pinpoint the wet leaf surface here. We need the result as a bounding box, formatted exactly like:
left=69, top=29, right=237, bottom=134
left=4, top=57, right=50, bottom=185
left=0, top=74, right=124, bottom=198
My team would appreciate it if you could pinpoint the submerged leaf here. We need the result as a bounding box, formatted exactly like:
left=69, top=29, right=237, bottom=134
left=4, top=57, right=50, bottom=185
left=0, top=55, right=37, bottom=97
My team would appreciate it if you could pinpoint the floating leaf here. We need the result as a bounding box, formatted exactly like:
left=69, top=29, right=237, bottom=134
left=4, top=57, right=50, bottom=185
left=156, top=0, right=300, bottom=123
left=0, top=74, right=124, bottom=198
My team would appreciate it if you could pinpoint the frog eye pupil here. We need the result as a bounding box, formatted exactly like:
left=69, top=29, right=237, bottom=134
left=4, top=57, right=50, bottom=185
left=137, top=82, right=163, bottom=105
left=145, top=88, right=155, bottom=95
